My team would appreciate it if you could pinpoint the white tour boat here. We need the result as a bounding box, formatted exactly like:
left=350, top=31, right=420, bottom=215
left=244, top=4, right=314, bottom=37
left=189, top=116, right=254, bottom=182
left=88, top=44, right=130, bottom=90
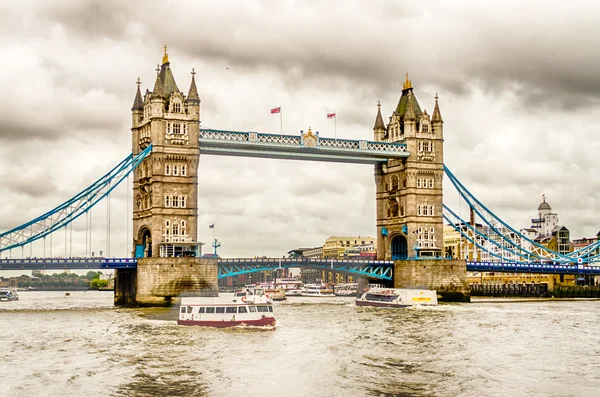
left=356, top=287, right=438, bottom=308
left=178, top=288, right=275, bottom=327
left=301, top=284, right=335, bottom=297
left=334, top=283, right=358, bottom=297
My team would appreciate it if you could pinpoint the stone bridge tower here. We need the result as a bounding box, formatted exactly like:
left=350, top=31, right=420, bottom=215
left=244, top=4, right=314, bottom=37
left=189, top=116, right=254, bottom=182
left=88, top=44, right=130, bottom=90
left=375, top=74, right=444, bottom=261
left=130, top=47, right=201, bottom=258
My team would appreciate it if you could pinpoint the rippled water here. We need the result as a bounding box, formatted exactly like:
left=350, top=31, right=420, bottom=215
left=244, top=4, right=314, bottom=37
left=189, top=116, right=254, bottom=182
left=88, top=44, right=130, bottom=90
left=1, top=291, right=599, bottom=396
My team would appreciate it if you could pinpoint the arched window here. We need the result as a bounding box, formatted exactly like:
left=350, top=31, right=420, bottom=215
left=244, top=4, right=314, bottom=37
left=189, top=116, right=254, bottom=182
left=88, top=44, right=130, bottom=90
left=164, top=196, right=171, bottom=208
left=391, top=175, right=399, bottom=190
left=180, top=196, right=186, bottom=208
left=165, top=164, right=171, bottom=175
left=181, top=165, right=187, bottom=176
left=173, top=165, right=179, bottom=176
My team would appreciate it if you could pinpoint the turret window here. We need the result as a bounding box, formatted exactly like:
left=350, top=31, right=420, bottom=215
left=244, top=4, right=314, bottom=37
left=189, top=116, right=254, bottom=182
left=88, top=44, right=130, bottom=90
left=173, top=165, right=179, bottom=176
left=165, top=165, right=171, bottom=175
left=181, top=165, right=187, bottom=176
left=173, top=102, right=181, bottom=113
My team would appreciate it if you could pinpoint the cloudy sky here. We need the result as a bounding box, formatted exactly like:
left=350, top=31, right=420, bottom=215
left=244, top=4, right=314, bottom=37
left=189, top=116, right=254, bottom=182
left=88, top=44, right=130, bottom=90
left=1, top=0, right=599, bottom=261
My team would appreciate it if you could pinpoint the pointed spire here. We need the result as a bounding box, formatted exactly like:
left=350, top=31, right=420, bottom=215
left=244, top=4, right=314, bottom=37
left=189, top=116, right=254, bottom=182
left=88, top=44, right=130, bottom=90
left=186, top=68, right=200, bottom=104
left=162, top=45, right=169, bottom=65
left=131, top=77, right=143, bottom=111
left=373, top=101, right=385, bottom=131
left=432, top=93, right=443, bottom=123
left=403, top=72, right=412, bottom=90
left=405, top=91, right=416, bottom=121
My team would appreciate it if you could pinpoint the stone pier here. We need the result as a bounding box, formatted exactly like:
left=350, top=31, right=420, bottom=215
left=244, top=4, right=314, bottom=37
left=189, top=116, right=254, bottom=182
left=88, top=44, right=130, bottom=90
left=114, top=257, right=219, bottom=307
left=394, top=259, right=470, bottom=302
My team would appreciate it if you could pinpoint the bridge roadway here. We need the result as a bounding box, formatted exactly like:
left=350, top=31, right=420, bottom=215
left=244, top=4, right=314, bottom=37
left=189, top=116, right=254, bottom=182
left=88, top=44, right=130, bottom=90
left=198, top=128, right=409, bottom=164
left=1, top=258, right=600, bottom=277
left=0, top=257, right=394, bottom=280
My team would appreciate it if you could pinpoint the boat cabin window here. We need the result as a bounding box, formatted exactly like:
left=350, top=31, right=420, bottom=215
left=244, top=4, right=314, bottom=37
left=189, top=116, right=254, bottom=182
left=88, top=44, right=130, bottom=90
left=268, top=306, right=273, bottom=312
left=226, top=307, right=237, bottom=313
left=234, top=292, right=246, bottom=297
left=216, top=307, right=225, bottom=313
left=238, top=306, right=248, bottom=313
left=198, top=307, right=205, bottom=313
left=206, top=307, right=215, bottom=313
left=180, top=306, right=187, bottom=313
left=187, top=306, right=193, bottom=314
left=257, top=306, right=269, bottom=312
left=365, top=293, right=398, bottom=302
left=248, top=306, right=257, bottom=312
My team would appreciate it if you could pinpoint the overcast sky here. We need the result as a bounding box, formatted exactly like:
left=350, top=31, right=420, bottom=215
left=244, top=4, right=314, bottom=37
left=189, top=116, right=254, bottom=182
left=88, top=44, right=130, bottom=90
left=1, top=0, right=599, bottom=262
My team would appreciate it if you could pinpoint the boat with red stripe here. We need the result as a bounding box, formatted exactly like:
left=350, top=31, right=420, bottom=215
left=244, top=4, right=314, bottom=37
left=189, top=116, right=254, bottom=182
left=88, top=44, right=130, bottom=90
left=178, top=288, right=275, bottom=327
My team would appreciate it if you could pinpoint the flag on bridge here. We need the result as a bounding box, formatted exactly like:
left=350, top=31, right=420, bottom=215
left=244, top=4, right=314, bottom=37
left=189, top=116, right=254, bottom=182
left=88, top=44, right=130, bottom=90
left=209, top=224, right=215, bottom=229
left=327, top=112, right=336, bottom=119
left=271, top=106, right=281, bottom=114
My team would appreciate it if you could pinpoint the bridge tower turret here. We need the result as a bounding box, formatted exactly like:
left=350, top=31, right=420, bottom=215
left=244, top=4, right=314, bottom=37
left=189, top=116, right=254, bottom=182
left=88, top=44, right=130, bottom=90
left=375, top=73, right=444, bottom=261
left=130, top=46, right=200, bottom=259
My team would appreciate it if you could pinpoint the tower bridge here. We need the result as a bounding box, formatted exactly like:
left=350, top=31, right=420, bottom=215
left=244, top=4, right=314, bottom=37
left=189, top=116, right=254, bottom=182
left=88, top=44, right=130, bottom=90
left=2, top=48, right=598, bottom=305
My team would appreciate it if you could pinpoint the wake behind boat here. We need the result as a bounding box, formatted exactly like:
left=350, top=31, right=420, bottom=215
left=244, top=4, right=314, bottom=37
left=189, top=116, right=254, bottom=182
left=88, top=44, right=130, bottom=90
left=356, top=287, right=437, bottom=308
left=178, top=288, right=275, bottom=327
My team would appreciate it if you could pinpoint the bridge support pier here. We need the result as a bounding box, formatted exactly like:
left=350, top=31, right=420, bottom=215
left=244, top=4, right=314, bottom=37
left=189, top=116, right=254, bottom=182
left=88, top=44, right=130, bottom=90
left=394, top=259, right=470, bottom=302
left=114, top=257, right=219, bottom=307
left=114, top=268, right=138, bottom=306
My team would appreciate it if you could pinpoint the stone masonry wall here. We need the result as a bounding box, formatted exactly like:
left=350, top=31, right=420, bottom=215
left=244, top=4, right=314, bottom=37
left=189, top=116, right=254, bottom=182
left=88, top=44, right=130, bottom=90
left=394, top=259, right=470, bottom=302
left=136, top=257, right=218, bottom=306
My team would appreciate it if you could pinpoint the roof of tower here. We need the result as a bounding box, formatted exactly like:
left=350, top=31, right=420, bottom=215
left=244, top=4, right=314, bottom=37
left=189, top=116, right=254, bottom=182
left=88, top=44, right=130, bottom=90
left=186, top=68, right=200, bottom=104
left=404, top=91, right=416, bottom=121
left=394, top=72, right=422, bottom=122
left=149, top=46, right=181, bottom=99
left=373, top=101, right=385, bottom=131
left=538, top=195, right=552, bottom=211
left=131, top=78, right=143, bottom=111
left=432, top=93, right=443, bottom=122
left=151, top=67, right=164, bottom=99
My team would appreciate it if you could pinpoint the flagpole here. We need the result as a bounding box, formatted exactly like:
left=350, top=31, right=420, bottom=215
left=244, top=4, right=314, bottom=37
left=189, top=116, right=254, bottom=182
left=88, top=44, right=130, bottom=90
left=334, top=110, right=337, bottom=142
left=280, top=108, right=283, bottom=136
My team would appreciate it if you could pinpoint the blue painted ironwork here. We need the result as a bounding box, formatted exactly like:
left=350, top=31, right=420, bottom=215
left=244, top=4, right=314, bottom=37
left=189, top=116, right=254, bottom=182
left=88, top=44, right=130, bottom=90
left=199, top=128, right=408, bottom=164
left=0, top=146, right=152, bottom=254
left=217, top=258, right=394, bottom=280
left=443, top=165, right=576, bottom=263
left=5, top=255, right=600, bottom=276
left=467, top=261, right=600, bottom=275
left=0, top=257, right=138, bottom=271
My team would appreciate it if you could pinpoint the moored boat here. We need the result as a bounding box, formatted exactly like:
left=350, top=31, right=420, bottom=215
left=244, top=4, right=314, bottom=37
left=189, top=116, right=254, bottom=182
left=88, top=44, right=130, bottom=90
left=301, top=284, right=335, bottom=297
left=0, top=289, right=18, bottom=302
left=334, top=283, right=358, bottom=297
left=355, top=287, right=437, bottom=308
left=178, top=288, right=275, bottom=327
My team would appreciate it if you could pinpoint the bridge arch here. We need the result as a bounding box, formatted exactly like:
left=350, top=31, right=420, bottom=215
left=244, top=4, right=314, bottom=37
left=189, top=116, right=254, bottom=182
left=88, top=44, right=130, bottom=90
left=136, top=226, right=152, bottom=258
left=389, top=234, right=408, bottom=260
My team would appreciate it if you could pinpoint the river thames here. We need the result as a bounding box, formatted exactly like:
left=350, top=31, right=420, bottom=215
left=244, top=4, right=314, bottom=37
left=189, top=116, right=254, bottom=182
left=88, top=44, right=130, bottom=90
left=1, top=291, right=599, bottom=396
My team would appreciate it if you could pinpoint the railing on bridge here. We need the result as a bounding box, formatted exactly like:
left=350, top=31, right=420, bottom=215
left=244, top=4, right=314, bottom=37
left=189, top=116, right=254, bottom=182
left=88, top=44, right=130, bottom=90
left=466, top=261, right=600, bottom=275
left=199, top=128, right=408, bottom=164
left=0, top=258, right=138, bottom=271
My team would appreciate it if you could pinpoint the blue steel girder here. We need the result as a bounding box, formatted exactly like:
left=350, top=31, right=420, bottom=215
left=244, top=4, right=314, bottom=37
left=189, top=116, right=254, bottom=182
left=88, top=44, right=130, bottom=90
left=467, top=261, right=600, bottom=275
left=217, top=258, right=394, bottom=280
left=199, top=128, right=408, bottom=164
left=0, top=257, right=138, bottom=271
left=0, top=146, right=152, bottom=253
